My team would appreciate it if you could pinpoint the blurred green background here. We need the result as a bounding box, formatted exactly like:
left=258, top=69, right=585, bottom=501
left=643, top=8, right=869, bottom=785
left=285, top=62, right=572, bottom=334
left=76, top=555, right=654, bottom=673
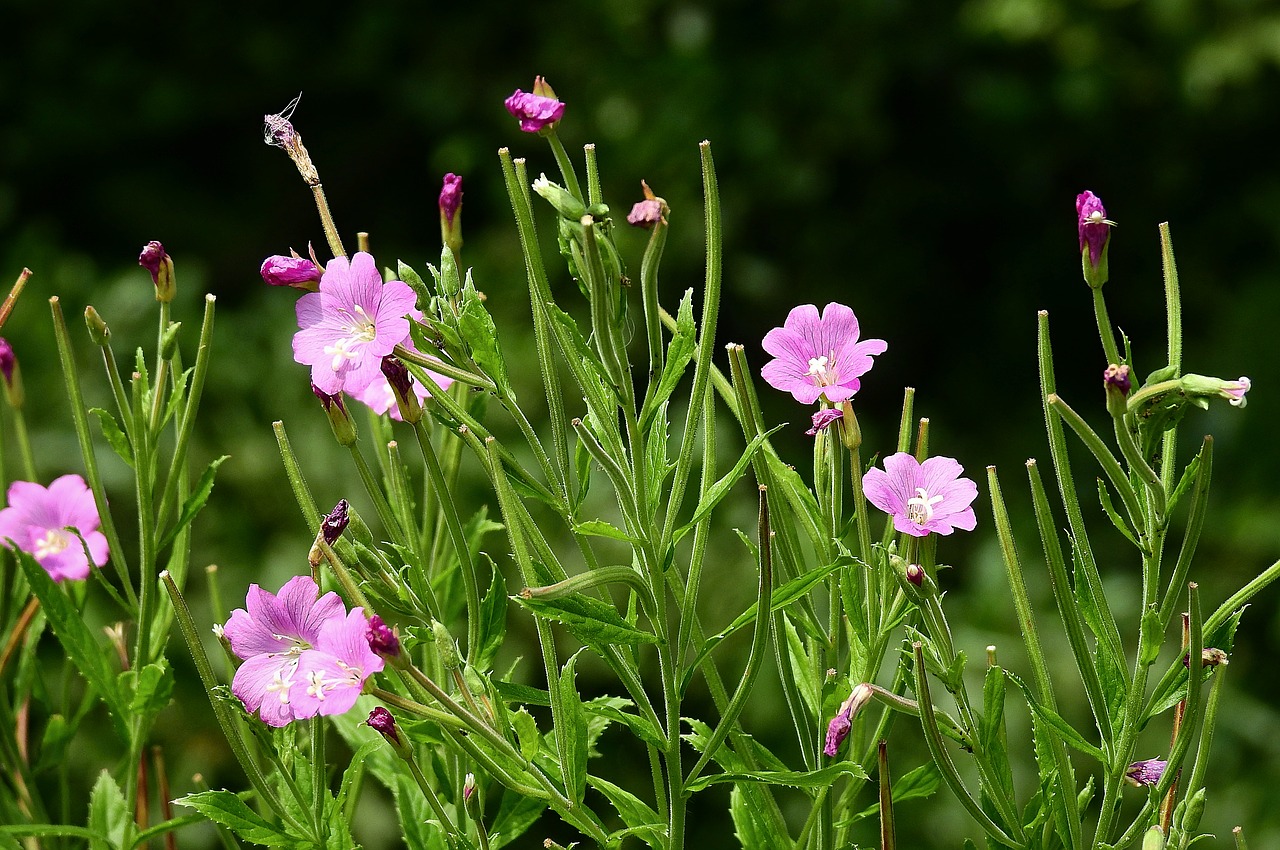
left=5, top=0, right=1280, bottom=846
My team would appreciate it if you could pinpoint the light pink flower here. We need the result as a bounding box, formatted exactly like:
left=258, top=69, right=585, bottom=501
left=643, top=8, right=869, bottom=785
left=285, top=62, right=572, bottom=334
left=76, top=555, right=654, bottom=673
left=222, top=576, right=345, bottom=727
left=0, top=475, right=108, bottom=581
left=761, top=303, right=887, bottom=405
left=345, top=314, right=453, bottom=420
left=290, top=608, right=385, bottom=719
left=1222, top=376, right=1251, bottom=407
left=1124, top=758, right=1167, bottom=787
left=863, top=453, right=978, bottom=537
left=292, top=252, right=418, bottom=396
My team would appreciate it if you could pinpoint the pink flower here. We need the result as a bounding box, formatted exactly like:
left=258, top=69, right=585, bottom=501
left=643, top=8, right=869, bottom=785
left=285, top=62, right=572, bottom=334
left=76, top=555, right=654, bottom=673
left=222, top=576, right=345, bottom=727
left=1124, top=758, right=1167, bottom=787
left=439, top=173, right=463, bottom=227
left=862, top=453, right=978, bottom=537
left=505, top=77, right=565, bottom=133
left=824, top=683, right=873, bottom=757
left=290, top=608, right=385, bottom=719
left=292, top=252, right=418, bottom=396
left=0, top=475, right=109, bottom=582
left=761, top=303, right=887, bottom=405
left=1222, top=376, right=1251, bottom=407
left=1076, top=191, right=1113, bottom=268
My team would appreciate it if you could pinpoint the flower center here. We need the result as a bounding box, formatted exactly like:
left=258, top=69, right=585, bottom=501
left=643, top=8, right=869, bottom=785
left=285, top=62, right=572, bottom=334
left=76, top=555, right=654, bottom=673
left=33, top=529, right=71, bottom=560
left=305, top=670, right=332, bottom=700
left=267, top=668, right=295, bottom=705
left=906, top=487, right=944, bottom=525
left=323, top=306, right=378, bottom=371
left=807, top=352, right=838, bottom=387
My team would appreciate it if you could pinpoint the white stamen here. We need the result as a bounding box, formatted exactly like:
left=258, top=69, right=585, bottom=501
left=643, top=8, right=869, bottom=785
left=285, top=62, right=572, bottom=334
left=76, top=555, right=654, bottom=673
left=33, top=529, right=71, bottom=560
left=906, top=487, right=944, bottom=525
left=306, top=670, right=330, bottom=700
left=267, top=669, right=294, bottom=705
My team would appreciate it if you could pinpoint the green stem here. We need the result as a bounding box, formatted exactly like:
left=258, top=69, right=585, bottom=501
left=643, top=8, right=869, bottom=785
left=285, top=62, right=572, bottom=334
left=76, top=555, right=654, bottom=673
left=545, top=131, right=583, bottom=202
left=406, top=758, right=460, bottom=849
left=1091, top=286, right=1123, bottom=369
left=1045, top=394, right=1146, bottom=527
left=1159, top=222, right=1183, bottom=493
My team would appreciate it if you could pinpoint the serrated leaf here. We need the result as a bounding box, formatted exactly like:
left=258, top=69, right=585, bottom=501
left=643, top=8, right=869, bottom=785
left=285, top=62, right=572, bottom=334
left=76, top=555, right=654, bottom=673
left=157, top=455, right=229, bottom=552
left=476, top=556, right=507, bottom=672
left=458, top=281, right=510, bottom=395
left=490, top=790, right=547, bottom=850
left=680, top=558, right=845, bottom=694
left=120, top=661, right=174, bottom=727
left=176, top=790, right=307, bottom=847
left=89, top=408, right=133, bottom=467
left=641, top=288, right=697, bottom=431
left=1097, top=478, right=1140, bottom=548
left=14, top=550, right=128, bottom=740
left=514, top=592, right=659, bottom=646
left=87, top=770, right=128, bottom=850
left=34, top=713, right=74, bottom=774
left=392, top=774, right=447, bottom=850
left=511, top=707, right=542, bottom=761
left=572, top=519, right=640, bottom=544
left=556, top=652, right=589, bottom=805
left=837, top=763, right=941, bottom=827
left=582, top=698, right=664, bottom=749
left=685, top=762, right=868, bottom=793
left=1166, top=454, right=1201, bottom=516
left=1006, top=669, right=1105, bottom=764
left=783, top=614, right=819, bottom=719
left=980, top=665, right=1015, bottom=804
left=676, top=425, right=784, bottom=540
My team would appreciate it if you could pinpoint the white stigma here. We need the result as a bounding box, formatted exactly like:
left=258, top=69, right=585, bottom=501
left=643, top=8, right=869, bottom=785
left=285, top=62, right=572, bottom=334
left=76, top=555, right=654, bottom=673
left=906, top=487, right=944, bottom=525
left=306, top=670, right=331, bottom=700
left=267, top=669, right=294, bottom=705
left=324, top=306, right=379, bottom=371
left=807, top=353, right=837, bottom=386
left=33, top=529, right=71, bottom=560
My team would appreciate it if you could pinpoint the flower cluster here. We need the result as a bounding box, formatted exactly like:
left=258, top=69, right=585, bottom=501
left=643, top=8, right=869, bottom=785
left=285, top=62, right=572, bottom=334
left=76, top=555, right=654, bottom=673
left=0, top=474, right=109, bottom=582
left=221, top=576, right=383, bottom=726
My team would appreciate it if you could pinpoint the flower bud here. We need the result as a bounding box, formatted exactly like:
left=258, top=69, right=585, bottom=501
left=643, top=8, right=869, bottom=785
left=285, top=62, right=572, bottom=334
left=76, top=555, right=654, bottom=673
left=366, top=614, right=401, bottom=661
left=824, top=682, right=874, bottom=756
left=1104, top=364, right=1131, bottom=417
left=260, top=254, right=321, bottom=290
left=139, top=241, right=176, bottom=303
left=322, top=499, right=350, bottom=545
left=367, top=707, right=413, bottom=759
left=439, top=173, right=464, bottom=258
left=1124, top=757, right=1167, bottom=787
left=0, top=338, right=23, bottom=409
left=312, top=383, right=358, bottom=446
left=905, top=563, right=925, bottom=587
left=505, top=77, right=565, bottom=134
left=84, top=306, right=111, bottom=346
left=462, top=773, right=482, bottom=821
left=1076, top=191, right=1114, bottom=289
left=531, top=174, right=586, bottom=220
left=381, top=356, right=422, bottom=425
left=1177, top=374, right=1251, bottom=409
left=1142, top=826, right=1166, bottom=850
left=432, top=619, right=462, bottom=670
left=805, top=407, right=843, bottom=437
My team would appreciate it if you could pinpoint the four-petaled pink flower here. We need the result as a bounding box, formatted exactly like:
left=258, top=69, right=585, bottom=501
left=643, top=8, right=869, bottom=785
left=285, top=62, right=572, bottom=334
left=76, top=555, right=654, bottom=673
left=0, top=475, right=109, bottom=582
left=290, top=608, right=385, bottom=719
left=761, top=303, right=887, bottom=405
left=345, top=311, right=453, bottom=420
left=863, top=453, right=978, bottom=537
left=504, top=77, right=566, bottom=133
left=292, top=252, right=418, bottom=396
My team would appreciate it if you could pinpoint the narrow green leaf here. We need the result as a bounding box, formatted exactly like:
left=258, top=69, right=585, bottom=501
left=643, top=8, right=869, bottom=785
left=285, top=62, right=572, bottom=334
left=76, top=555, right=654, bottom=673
left=130, top=815, right=207, bottom=848
left=34, top=713, right=74, bottom=774
left=557, top=651, right=589, bottom=805
left=1006, top=670, right=1105, bottom=764
left=677, top=425, right=783, bottom=539
left=176, top=790, right=306, bottom=847
left=458, top=280, right=511, bottom=395
left=511, top=707, right=542, bottom=761
left=391, top=775, right=447, bottom=850
left=685, top=762, right=868, bottom=793
left=87, top=770, right=129, bottom=850
left=514, top=592, right=659, bottom=646
left=783, top=614, right=819, bottom=719
left=490, top=791, right=547, bottom=850
left=680, top=558, right=845, bottom=695
left=14, top=550, right=128, bottom=740
left=572, top=519, right=640, bottom=544
left=641, top=288, right=696, bottom=430
left=157, top=455, right=229, bottom=552
left=980, top=665, right=1016, bottom=804
left=837, top=763, right=941, bottom=827
left=89, top=408, right=133, bottom=468
left=476, top=555, right=508, bottom=671
left=1096, top=478, right=1140, bottom=548
left=587, top=775, right=664, bottom=848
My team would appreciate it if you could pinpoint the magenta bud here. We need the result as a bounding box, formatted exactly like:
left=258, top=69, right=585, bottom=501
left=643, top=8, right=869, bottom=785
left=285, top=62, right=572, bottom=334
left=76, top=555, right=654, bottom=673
left=906, top=564, right=925, bottom=587
left=367, top=706, right=412, bottom=758
left=367, top=614, right=401, bottom=660
left=261, top=255, right=321, bottom=289
left=1124, top=758, right=1167, bottom=787
left=505, top=77, right=566, bottom=134
left=312, top=383, right=357, bottom=446
left=381, top=356, right=423, bottom=424
left=824, top=683, right=874, bottom=757
left=439, top=174, right=463, bottom=227
left=627, top=199, right=664, bottom=228
left=139, top=241, right=176, bottom=302
left=1104, top=364, right=1131, bottom=394
left=1076, top=191, right=1114, bottom=288
left=322, top=499, right=350, bottom=545
left=139, top=241, right=166, bottom=278
left=805, top=407, right=843, bottom=437
left=0, top=338, right=15, bottom=386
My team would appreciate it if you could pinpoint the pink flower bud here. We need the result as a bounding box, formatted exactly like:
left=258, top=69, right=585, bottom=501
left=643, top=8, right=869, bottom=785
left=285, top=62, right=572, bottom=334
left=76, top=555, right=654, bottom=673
left=321, top=499, right=350, bottom=545
left=366, top=614, right=401, bottom=660
left=261, top=255, right=321, bottom=289
left=505, top=77, right=566, bottom=133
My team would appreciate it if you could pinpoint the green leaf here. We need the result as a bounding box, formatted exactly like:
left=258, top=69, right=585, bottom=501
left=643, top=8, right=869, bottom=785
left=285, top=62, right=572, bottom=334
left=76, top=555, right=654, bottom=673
left=34, top=713, right=74, bottom=774
left=511, top=707, right=542, bottom=761
left=837, top=763, right=941, bottom=827
left=572, top=519, right=640, bottom=544
left=1005, top=670, right=1105, bottom=764
left=680, top=558, right=844, bottom=695
left=980, top=665, right=1016, bottom=805
left=641, top=288, right=697, bottom=431
left=583, top=697, right=664, bottom=749
left=556, top=651, right=589, bottom=805
left=729, top=784, right=786, bottom=849
left=120, top=661, right=174, bottom=726
left=458, top=279, right=511, bottom=395
left=490, top=790, right=547, bottom=850
left=685, top=762, right=868, bottom=793
left=176, top=790, right=306, bottom=847
left=157, top=455, right=229, bottom=552
left=677, top=425, right=784, bottom=540
left=1096, top=478, right=1140, bottom=548
left=783, top=614, right=819, bottom=719
left=397, top=260, right=431, bottom=303
left=588, top=775, right=664, bottom=848
left=14, top=550, right=129, bottom=740
left=87, top=770, right=129, bottom=850
left=1166, top=454, right=1201, bottom=516
left=514, top=590, right=659, bottom=647
left=89, top=408, right=133, bottom=468
left=476, top=555, right=508, bottom=671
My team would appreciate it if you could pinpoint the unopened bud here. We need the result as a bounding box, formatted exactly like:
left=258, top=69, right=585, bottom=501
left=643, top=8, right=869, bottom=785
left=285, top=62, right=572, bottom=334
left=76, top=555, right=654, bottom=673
left=139, top=241, right=176, bottom=302
left=322, top=499, right=350, bottom=544
left=906, top=564, right=925, bottom=587
left=313, top=383, right=357, bottom=446
left=1104, top=364, right=1131, bottom=417
left=1076, top=191, right=1114, bottom=289
left=381, top=356, right=422, bottom=424
left=439, top=173, right=464, bottom=258
left=366, top=614, right=401, bottom=661
left=531, top=174, right=586, bottom=220
left=1124, top=758, right=1167, bottom=787
left=367, top=707, right=413, bottom=759
left=0, top=338, right=22, bottom=408
left=84, top=306, right=111, bottom=346
left=260, top=254, right=321, bottom=290
left=1142, top=825, right=1166, bottom=850
left=432, top=619, right=461, bottom=670
left=462, top=773, right=481, bottom=820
